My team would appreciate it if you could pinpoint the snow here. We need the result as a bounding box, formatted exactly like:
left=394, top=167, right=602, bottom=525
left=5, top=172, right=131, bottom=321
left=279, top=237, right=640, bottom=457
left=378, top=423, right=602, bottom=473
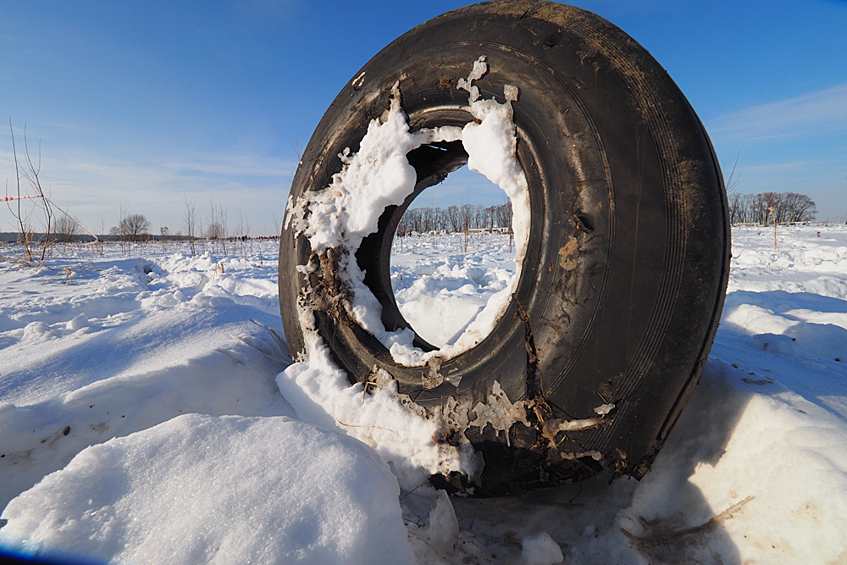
left=390, top=233, right=517, bottom=347
left=0, top=414, right=409, bottom=565
left=275, top=342, right=478, bottom=491
left=428, top=490, right=459, bottom=556
left=521, top=532, right=564, bottom=565
left=1, top=224, right=847, bottom=564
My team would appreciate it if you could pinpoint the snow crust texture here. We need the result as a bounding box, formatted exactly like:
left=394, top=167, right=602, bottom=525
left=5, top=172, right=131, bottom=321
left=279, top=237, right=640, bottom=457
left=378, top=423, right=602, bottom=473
left=390, top=236, right=517, bottom=347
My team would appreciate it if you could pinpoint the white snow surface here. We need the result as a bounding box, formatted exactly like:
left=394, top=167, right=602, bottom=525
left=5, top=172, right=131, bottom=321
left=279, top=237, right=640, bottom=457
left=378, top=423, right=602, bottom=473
left=521, top=532, right=564, bottom=565
left=0, top=224, right=845, bottom=564
left=390, top=233, right=517, bottom=347
left=0, top=414, right=409, bottom=565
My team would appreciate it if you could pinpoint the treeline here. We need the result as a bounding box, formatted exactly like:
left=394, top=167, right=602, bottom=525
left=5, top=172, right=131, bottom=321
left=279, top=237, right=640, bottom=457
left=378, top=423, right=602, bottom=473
left=397, top=202, right=513, bottom=236
left=729, top=192, right=816, bottom=225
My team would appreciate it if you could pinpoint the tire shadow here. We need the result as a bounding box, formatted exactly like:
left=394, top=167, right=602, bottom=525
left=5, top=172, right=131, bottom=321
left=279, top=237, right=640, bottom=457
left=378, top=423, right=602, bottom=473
left=720, top=289, right=847, bottom=422
left=446, top=357, right=751, bottom=564
left=612, top=357, right=751, bottom=564
left=722, top=290, right=847, bottom=362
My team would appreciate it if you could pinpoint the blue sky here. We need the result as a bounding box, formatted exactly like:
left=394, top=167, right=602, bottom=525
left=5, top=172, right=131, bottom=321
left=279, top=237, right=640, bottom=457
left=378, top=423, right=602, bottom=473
left=2, top=0, right=846, bottom=236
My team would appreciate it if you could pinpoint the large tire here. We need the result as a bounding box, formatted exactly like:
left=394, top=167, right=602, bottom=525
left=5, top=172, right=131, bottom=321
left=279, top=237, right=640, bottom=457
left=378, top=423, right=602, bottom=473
left=279, top=1, right=729, bottom=496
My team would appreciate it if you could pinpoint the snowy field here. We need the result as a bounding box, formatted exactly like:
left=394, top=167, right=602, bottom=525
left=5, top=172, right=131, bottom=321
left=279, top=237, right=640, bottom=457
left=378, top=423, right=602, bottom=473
left=1, top=225, right=846, bottom=564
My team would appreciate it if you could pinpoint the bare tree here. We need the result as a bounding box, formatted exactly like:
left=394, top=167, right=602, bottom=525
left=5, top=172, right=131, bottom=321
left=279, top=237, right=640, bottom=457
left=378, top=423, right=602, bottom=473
left=94, top=216, right=106, bottom=239
left=206, top=199, right=228, bottom=253
left=233, top=207, right=250, bottom=239
left=271, top=211, right=281, bottom=239
left=206, top=221, right=226, bottom=240
left=445, top=205, right=460, bottom=233
left=6, top=120, right=54, bottom=262
left=54, top=214, right=81, bottom=243
left=728, top=192, right=816, bottom=225
left=723, top=151, right=741, bottom=194
left=93, top=216, right=107, bottom=255
left=460, top=202, right=471, bottom=252
left=780, top=192, right=817, bottom=223
left=183, top=193, right=197, bottom=255
left=120, top=214, right=151, bottom=242
left=232, top=207, right=251, bottom=253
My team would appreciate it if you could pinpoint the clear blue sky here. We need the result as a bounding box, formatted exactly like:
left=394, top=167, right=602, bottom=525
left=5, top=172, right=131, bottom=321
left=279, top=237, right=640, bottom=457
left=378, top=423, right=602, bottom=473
left=2, top=0, right=846, bottom=236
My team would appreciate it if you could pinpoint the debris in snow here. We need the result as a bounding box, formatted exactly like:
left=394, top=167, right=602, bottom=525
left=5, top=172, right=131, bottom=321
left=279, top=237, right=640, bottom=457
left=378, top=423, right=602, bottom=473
left=543, top=417, right=602, bottom=436
left=594, top=403, right=615, bottom=415
left=469, top=381, right=530, bottom=446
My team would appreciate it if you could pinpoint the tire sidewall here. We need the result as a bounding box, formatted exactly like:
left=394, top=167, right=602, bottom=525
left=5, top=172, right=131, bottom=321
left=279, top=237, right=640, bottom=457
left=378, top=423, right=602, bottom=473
left=280, top=0, right=729, bottom=489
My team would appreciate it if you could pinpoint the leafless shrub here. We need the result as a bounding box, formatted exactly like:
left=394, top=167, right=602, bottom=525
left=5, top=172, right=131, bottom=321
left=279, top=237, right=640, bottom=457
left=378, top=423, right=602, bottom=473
left=120, top=214, right=151, bottom=242
left=4, top=119, right=55, bottom=266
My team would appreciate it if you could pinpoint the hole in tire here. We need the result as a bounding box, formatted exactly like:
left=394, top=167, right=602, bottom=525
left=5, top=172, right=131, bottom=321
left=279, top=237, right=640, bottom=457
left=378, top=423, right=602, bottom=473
left=390, top=165, right=518, bottom=348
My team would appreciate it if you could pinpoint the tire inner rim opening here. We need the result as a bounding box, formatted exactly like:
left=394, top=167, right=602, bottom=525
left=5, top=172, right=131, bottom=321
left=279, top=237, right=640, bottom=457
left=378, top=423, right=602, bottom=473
left=389, top=166, right=520, bottom=349
left=288, top=56, right=531, bottom=367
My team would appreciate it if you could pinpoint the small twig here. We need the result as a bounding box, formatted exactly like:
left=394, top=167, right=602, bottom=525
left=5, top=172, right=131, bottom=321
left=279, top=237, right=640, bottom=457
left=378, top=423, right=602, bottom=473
left=231, top=334, right=289, bottom=365
left=362, top=381, right=378, bottom=405
left=399, top=482, right=427, bottom=502
left=621, top=496, right=754, bottom=546
left=336, top=420, right=397, bottom=434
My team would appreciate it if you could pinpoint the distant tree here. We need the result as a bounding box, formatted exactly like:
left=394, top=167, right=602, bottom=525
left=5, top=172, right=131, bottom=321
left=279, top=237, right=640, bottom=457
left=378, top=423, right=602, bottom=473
left=206, top=221, right=226, bottom=240
left=183, top=193, right=197, bottom=255
left=446, top=205, right=461, bottom=232
left=160, top=226, right=170, bottom=237
left=728, top=193, right=747, bottom=225
left=206, top=199, right=228, bottom=253
left=780, top=192, right=816, bottom=223
left=120, top=214, right=151, bottom=241
left=728, top=191, right=816, bottom=225
left=396, top=199, right=516, bottom=237
left=54, top=214, right=81, bottom=243
left=404, top=208, right=423, bottom=233
left=497, top=201, right=513, bottom=232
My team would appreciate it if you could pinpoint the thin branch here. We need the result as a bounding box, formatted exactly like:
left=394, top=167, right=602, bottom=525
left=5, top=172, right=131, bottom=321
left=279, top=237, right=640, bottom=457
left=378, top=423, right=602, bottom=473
left=621, top=496, right=754, bottom=547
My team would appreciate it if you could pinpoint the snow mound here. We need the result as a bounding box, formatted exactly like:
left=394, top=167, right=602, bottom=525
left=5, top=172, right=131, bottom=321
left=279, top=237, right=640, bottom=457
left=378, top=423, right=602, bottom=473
left=521, top=531, right=563, bottom=565
left=0, top=414, right=410, bottom=565
left=605, top=358, right=847, bottom=564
